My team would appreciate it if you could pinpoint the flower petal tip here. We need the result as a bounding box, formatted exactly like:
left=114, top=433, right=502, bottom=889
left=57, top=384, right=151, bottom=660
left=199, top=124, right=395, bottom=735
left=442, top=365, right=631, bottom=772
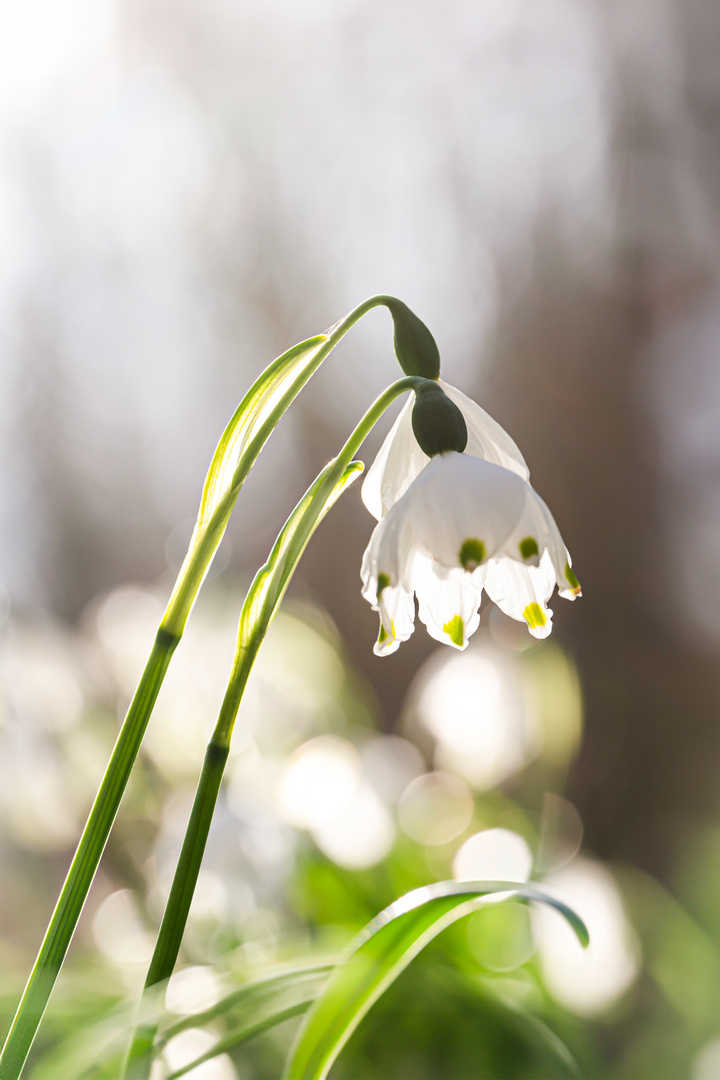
left=523, top=602, right=553, bottom=639
left=443, top=615, right=468, bottom=650
left=564, top=562, right=582, bottom=598
left=373, top=617, right=404, bottom=656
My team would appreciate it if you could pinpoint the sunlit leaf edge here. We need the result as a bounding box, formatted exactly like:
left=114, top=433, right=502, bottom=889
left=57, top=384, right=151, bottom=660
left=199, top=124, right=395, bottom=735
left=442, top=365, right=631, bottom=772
left=283, top=880, right=589, bottom=1080
left=197, top=334, right=328, bottom=528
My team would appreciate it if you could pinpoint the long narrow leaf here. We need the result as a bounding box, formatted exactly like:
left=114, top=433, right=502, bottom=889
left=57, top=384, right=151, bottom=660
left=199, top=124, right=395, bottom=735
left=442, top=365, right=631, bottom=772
left=284, top=880, right=588, bottom=1080
left=159, top=963, right=335, bottom=1047
left=166, top=999, right=316, bottom=1080
left=198, top=335, right=327, bottom=527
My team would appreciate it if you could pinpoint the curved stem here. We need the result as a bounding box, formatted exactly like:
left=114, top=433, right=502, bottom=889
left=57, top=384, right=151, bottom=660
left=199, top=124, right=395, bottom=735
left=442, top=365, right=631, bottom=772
left=1, top=294, right=406, bottom=1080
left=123, top=375, right=423, bottom=1078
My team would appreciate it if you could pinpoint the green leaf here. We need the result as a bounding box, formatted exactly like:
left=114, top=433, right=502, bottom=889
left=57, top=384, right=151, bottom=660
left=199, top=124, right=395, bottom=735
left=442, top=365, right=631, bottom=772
left=159, top=963, right=336, bottom=1046
left=166, top=1001, right=314, bottom=1080
left=234, top=460, right=364, bottom=672
left=159, top=965, right=336, bottom=1079
left=283, top=880, right=588, bottom=1080
left=198, top=335, right=328, bottom=528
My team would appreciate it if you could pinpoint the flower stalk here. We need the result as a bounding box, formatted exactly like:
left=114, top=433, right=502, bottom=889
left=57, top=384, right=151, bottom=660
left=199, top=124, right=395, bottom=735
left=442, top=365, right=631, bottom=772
left=0, top=295, right=421, bottom=1080
left=123, top=376, right=424, bottom=1078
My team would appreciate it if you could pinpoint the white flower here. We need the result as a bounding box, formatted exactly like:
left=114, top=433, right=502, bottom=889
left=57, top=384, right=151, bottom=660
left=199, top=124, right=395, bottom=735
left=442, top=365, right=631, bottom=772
left=361, top=450, right=580, bottom=656
left=362, top=378, right=529, bottom=521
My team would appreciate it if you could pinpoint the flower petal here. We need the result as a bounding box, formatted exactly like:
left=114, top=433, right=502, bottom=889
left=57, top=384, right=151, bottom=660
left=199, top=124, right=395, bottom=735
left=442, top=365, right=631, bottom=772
left=361, top=506, right=419, bottom=655
left=440, top=380, right=529, bottom=481
left=403, top=452, right=527, bottom=568
left=483, top=551, right=555, bottom=638
left=414, top=554, right=483, bottom=650
left=374, top=582, right=416, bottom=656
left=361, top=397, right=430, bottom=520
left=533, top=494, right=582, bottom=599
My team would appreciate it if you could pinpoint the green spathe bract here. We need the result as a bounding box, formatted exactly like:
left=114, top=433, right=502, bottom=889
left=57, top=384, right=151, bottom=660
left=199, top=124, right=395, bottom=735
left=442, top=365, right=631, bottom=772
left=385, top=298, right=441, bottom=380
left=411, top=380, right=468, bottom=457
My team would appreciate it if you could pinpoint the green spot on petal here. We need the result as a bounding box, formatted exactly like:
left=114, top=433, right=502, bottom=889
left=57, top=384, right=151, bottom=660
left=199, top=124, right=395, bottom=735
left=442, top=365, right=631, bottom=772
left=565, top=562, right=581, bottom=594
left=377, top=620, right=393, bottom=646
left=459, top=538, right=486, bottom=571
left=519, top=536, right=539, bottom=560
left=377, top=572, right=390, bottom=597
left=443, top=615, right=465, bottom=647
left=523, top=603, right=547, bottom=630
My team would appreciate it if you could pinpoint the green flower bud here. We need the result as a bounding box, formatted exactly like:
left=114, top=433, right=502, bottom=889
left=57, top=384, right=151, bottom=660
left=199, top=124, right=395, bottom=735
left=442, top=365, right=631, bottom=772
left=385, top=299, right=441, bottom=380
left=411, top=381, right=468, bottom=457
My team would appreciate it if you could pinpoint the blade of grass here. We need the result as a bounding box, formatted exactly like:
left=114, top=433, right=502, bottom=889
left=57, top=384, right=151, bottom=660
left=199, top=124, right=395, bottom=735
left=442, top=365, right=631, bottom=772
left=158, top=964, right=336, bottom=1046
left=166, top=999, right=316, bottom=1080
left=283, top=880, right=588, bottom=1080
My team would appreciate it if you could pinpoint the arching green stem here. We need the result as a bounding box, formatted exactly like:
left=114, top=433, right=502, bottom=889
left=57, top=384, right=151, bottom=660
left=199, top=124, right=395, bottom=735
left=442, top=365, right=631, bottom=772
left=123, top=375, right=424, bottom=1079
left=0, top=295, right=411, bottom=1080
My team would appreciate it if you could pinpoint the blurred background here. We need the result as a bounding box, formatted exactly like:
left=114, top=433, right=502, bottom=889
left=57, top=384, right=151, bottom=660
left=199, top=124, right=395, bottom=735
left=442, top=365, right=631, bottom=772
left=2, top=1, right=720, bottom=1077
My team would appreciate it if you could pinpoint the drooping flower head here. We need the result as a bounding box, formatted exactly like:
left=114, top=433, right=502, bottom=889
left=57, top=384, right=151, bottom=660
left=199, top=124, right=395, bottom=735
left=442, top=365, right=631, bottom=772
left=362, top=379, right=530, bottom=521
left=361, top=379, right=580, bottom=655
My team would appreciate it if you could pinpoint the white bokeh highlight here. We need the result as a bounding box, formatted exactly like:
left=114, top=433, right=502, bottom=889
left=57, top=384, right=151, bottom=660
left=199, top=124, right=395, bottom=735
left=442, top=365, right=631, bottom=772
left=409, top=644, right=542, bottom=790
left=277, top=736, right=361, bottom=830
left=453, top=828, right=533, bottom=884
left=398, top=771, right=474, bottom=846
left=165, top=966, right=222, bottom=1016
left=312, top=782, right=395, bottom=870
left=534, top=859, right=640, bottom=1016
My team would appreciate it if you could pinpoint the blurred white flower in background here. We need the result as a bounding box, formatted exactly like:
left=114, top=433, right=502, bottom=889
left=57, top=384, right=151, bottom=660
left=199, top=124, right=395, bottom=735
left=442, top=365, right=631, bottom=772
left=165, top=965, right=222, bottom=1017
left=693, top=1037, right=720, bottom=1080
left=92, top=889, right=155, bottom=967
left=278, top=736, right=362, bottom=831
left=312, top=782, right=395, bottom=870
left=453, top=827, right=537, bottom=974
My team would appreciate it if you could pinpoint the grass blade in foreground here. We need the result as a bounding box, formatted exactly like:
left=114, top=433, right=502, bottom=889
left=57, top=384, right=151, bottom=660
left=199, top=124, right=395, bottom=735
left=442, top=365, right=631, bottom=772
left=165, top=1000, right=316, bottom=1080
left=283, top=880, right=588, bottom=1080
left=158, top=963, right=336, bottom=1048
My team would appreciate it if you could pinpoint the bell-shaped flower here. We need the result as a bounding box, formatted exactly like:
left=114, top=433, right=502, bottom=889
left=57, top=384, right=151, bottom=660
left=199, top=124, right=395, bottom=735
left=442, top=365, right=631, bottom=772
left=362, top=378, right=529, bottom=521
left=361, top=451, right=580, bottom=655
